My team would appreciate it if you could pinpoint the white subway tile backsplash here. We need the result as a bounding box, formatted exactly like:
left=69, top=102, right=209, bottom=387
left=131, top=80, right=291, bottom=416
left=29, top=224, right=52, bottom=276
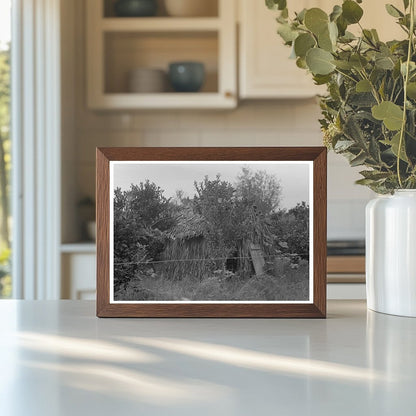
left=76, top=131, right=143, bottom=163
left=178, top=111, right=227, bottom=130
left=132, top=112, right=180, bottom=130
left=251, top=102, right=296, bottom=130
left=328, top=199, right=369, bottom=240
left=142, top=130, right=200, bottom=147
left=294, top=99, right=322, bottom=129
left=254, top=130, right=322, bottom=146
left=75, top=111, right=134, bottom=131
left=200, top=129, right=257, bottom=146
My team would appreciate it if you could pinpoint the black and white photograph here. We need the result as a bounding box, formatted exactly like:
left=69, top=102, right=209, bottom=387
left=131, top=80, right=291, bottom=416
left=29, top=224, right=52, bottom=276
left=110, top=161, right=313, bottom=303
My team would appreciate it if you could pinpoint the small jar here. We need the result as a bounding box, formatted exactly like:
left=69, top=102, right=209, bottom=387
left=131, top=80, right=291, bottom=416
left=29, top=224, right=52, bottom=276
left=114, top=0, right=158, bottom=17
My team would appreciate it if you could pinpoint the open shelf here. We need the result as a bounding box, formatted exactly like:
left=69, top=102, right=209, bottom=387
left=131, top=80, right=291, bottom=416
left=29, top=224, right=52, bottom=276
left=104, top=31, right=218, bottom=94
left=102, top=17, right=220, bottom=32
left=103, top=0, right=219, bottom=18
left=91, top=92, right=234, bottom=109
left=87, top=0, right=236, bottom=109
left=61, top=243, right=96, bottom=254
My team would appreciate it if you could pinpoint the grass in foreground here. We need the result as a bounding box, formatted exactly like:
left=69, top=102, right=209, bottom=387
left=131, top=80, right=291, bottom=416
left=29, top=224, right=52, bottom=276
left=115, top=259, right=309, bottom=301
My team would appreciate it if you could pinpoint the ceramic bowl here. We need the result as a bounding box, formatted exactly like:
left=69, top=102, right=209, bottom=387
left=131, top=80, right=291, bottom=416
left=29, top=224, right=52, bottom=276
left=114, top=0, right=158, bottom=17
left=168, top=62, right=205, bottom=92
left=86, top=221, right=96, bottom=241
left=164, top=0, right=217, bottom=17
left=128, top=68, right=167, bottom=93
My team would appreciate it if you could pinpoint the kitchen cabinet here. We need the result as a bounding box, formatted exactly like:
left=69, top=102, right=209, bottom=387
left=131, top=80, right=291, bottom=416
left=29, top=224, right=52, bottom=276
left=238, top=0, right=325, bottom=99
left=61, top=245, right=96, bottom=300
left=87, top=0, right=404, bottom=108
left=327, top=256, right=366, bottom=300
left=86, top=0, right=237, bottom=109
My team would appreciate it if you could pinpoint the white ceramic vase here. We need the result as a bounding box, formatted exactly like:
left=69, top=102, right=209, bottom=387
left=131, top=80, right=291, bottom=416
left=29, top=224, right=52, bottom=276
left=366, top=190, right=416, bottom=317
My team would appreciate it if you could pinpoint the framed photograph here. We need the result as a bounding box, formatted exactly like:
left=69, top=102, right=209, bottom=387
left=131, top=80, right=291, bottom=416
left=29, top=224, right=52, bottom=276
left=96, top=147, right=327, bottom=318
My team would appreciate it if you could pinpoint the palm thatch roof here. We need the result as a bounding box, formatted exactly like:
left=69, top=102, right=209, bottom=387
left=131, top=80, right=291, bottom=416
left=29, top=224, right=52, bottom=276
left=168, top=206, right=206, bottom=240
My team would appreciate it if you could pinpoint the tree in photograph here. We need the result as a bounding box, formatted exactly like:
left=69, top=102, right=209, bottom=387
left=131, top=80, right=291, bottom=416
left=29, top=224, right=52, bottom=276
left=193, top=174, right=238, bottom=255
left=113, top=181, right=176, bottom=292
left=272, top=202, right=310, bottom=260
left=234, top=168, right=281, bottom=249
left=192, top=169, right=283, bottom=274
left=236, top=168, right=281, bottom=214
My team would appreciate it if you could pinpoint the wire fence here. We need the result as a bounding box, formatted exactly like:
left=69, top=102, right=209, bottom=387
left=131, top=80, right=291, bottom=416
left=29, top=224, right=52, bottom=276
left=113, top=253, right=309, bottom=266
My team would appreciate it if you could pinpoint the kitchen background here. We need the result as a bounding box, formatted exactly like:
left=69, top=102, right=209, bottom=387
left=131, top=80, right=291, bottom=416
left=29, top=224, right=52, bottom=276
left=60, top=0, right=400, bottom=299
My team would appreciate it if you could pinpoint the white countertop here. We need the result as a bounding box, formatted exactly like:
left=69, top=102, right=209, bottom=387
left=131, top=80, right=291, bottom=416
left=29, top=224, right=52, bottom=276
left=0, top=300, right=415, bottom=415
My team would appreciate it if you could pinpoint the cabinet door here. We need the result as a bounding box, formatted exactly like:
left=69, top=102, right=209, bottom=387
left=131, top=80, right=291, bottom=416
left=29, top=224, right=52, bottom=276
left=62, top=253, right=96, bottom=300
left=239, top=0, right=326, bottom=99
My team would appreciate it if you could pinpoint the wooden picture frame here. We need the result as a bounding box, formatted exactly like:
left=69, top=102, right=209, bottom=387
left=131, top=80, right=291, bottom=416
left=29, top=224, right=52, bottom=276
left=96, top=147, right=327, bottom=318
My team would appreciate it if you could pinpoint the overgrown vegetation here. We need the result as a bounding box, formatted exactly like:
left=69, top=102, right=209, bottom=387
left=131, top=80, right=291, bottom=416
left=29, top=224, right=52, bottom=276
left=113, top=168, right=310, bottom=301
left=267, top=0, right=416, bottom=193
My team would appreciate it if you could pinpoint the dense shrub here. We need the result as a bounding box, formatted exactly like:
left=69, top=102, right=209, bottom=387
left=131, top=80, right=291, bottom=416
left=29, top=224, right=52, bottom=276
left=113, top=181, right=175, bottom=292
left=271, top=202, right=310, bottom=260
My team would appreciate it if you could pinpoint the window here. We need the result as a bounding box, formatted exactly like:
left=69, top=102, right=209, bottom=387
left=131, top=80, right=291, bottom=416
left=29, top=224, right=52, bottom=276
left=0, top=0, right=11, bottom=298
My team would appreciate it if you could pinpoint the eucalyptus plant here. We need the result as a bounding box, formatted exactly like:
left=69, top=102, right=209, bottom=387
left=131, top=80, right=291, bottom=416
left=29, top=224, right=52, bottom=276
left=266, top=0, right=416, bottom=193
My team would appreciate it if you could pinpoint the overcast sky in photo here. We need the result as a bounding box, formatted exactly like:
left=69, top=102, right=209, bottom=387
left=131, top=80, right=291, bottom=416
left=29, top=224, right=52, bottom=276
left=112, top=162, right=311, bottom=210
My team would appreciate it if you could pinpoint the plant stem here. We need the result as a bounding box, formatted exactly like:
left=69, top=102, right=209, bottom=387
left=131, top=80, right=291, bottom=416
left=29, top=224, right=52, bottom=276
left=334, top=68, right=358, bottom=84
left=359, top=69, right=381, bottom=104
left=397, top=0, right=415, bottom=188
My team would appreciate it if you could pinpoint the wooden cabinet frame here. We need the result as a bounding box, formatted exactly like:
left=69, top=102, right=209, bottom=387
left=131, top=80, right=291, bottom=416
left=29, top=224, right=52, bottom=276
left=86, top=0, right=237, bottom=109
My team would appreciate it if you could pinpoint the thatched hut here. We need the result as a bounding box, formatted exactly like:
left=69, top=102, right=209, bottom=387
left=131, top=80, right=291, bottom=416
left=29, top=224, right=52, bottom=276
left=160, top=204, right=275, bottom=280
left=160, top=207, right=223, bottom=280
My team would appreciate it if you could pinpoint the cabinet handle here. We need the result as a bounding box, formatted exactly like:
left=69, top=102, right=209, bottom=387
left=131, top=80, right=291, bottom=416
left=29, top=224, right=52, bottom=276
left=225, top=91, right=234, bottom=99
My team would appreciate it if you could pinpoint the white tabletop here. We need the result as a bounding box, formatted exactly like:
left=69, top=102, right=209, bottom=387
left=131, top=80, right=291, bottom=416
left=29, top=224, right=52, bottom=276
left=0, top=300, right=415, bottom=416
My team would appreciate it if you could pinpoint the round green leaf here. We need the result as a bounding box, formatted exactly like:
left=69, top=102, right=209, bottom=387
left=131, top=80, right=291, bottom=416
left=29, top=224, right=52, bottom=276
left=313, top=74, right=332, bottom=85
left=266, top=0, right=287, bottom=11
left=294, top=33, right=316, bottom=57
left=371, top=101, right=404, bottom=131
left=342, top=0, right=364, bottom=24
left=318, top=22, right=338, bottom=52
left=375, top=56, right=395, bottom=70
left=328, top=21, right=338, bottom=43
left=306, top=48, right=335, bottom=75
left=385, top=4, right=403, bottom=18
left=296, top=8, right=307, bottom=23
left=339, top=31, right=356, bottom=42
left=330, top=5, right=342, bottom=22
left=356, top=79, right=372, bottom=92
left=296, top=57, right=308, bottom=69
left=318, top=30, right=333, bottom=52
left=336, top=15, right=348, bottom=36
left=333, top=60, right=352, bottom=70
left=350, top=54, right=368, bottom=70
left=304, top=8, right=329, bottom=35
left=407, top=82, right=416, bottom=99
left=384, top=132, right=409, bottom=162
left=277, top=23, right=298, bottom=43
